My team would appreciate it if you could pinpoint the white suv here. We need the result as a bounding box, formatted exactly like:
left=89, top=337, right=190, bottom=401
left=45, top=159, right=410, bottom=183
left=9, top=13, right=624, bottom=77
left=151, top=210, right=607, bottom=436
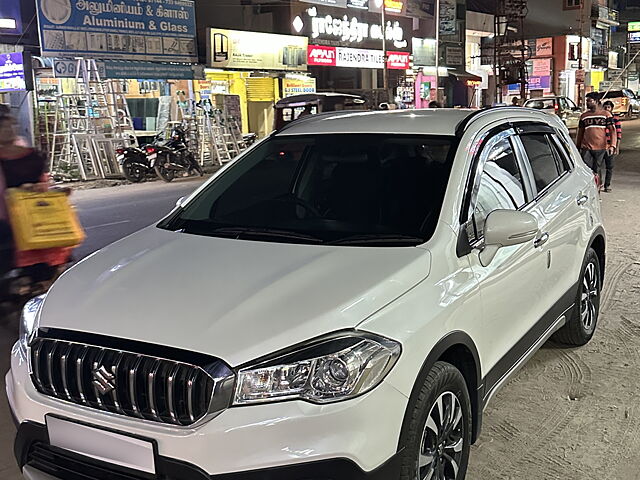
left=7, top=108, right=605, bottom=480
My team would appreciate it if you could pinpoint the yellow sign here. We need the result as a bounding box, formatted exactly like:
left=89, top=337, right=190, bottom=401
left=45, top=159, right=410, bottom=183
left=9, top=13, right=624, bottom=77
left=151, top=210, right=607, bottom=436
left=208, top=29, right=308, bottom=71
left=282, top=77, right=316, bottom=97
left=385, top=0, right=404, bottom=13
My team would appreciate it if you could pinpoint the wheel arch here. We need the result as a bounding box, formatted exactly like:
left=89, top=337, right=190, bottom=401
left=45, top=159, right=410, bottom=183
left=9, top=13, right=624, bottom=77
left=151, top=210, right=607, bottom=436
left=397, top=331, right=483, bottom=451
left=589, top=227, right=606, bottom=282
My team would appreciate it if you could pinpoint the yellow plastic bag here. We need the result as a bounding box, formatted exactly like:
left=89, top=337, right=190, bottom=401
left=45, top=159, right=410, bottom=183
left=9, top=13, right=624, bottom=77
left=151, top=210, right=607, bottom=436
left=6, top=188, right=85, bottom=251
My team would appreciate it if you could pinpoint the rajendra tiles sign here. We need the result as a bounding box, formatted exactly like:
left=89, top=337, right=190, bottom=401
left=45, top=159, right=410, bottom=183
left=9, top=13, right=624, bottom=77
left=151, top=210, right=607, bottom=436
left=209, top=29, right=308, bottom=71
left=293, top=7, right=408, bottom=49
left=35, top=0, right=197, bottom=62
left=308, top=45, right=409, bottom=69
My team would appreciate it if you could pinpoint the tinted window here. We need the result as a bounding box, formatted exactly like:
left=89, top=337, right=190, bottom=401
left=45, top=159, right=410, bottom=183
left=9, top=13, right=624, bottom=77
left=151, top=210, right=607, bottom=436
left=559, top=97, right=568, bottom=110
left=548, top=134, right=571, bottom=174
left=473, top=136, right=527, bottom=238
left=565, top=98, right=577, bottom=109
left=526, top=99, right=555, bottom=110
left=520, top=134, right=561, bottom=192
left=160, top=135, right=454, bottom=246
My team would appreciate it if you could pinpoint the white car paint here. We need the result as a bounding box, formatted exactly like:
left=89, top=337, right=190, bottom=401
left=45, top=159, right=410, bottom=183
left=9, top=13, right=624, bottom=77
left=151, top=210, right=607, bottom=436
left=7, top=107, right=604, bottom=479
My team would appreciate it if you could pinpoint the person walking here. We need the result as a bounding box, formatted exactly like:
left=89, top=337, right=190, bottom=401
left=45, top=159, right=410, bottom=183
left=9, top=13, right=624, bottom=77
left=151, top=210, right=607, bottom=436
left=576, top=95, right=617, bottom=188
left=602, top=100, right=621, bottom=193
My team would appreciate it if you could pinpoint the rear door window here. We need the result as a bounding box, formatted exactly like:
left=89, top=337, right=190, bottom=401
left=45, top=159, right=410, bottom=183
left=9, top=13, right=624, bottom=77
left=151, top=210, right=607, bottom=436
left=519, top=134, right=562, bottom=193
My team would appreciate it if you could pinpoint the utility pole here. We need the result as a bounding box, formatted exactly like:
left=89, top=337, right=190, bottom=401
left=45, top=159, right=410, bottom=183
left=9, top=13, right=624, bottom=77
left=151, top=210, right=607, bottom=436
left=577, top=0, right=585, bottom=107
left=435, top=0, right=440, bottom=104
left=381, top=1, right=389, bottom=102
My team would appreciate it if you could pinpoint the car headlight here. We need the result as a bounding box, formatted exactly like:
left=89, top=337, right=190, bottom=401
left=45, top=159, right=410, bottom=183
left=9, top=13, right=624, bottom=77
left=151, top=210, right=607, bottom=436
left=233, top=332, right=401, bottom=405
left=19, top=295, right=45, bottom=354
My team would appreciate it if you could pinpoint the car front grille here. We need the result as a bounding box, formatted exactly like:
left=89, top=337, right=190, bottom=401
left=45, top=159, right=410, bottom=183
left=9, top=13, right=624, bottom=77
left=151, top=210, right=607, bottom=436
left=30, top=337, right=234, bottom=426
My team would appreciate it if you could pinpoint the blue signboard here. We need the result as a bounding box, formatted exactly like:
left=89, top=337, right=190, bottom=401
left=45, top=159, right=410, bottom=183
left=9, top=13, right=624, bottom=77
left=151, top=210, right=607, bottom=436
left=0, top=52, right=27, bottom=92
left=36, top=0, right=197, bottom=62
left=0, top=0, right=22, bottom=34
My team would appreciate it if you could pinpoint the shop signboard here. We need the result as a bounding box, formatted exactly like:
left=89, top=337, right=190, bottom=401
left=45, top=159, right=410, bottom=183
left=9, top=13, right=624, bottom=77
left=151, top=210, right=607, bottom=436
left=35, top=0, right=197, bottom=62
left=629, top=32, right=640, bottom=43
left=528, top=76, right=550, bottom=90
left=535, top=37, right=553, bottom=57
left=54, top=59, right=203, bottom=79
left=532, top=58, right=551, bottom=77
left=629, top=21, right=640, bottom=32
left=0, top=0, right=22, bottom=34
left=336, top=47, right=385, bottom=68
left=412, top=37, right=436, bottom=67
left=387, top=51, right=410, bottom=69
left=0, top=52, right=31, bottom=92
left=347, top=0, right=369, bottom=9
left=208, top=29, right=308, bottom=71
left=308, top=44, right=409, bottom=69
left=439, top=0, right=457, bottom=35
left=54, top=58, right=107, bottom=78
left=292, top=8, right=409, bottom=50
left=283, top=77, right=317, bottom=97
left=300, top=0, right=348, bottom=7
left=308, top=45, right=337, bottom=66
left=445, top=46, right=463, bottom=66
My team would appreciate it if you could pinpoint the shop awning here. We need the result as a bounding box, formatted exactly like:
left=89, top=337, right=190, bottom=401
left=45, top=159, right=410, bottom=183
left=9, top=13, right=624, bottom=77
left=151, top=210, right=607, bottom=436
left=449, top=70, right=483, bottom=82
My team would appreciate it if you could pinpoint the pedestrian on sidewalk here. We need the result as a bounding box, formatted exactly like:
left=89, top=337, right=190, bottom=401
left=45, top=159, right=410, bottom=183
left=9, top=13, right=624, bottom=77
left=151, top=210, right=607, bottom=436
left=602, top=100, right=622, bottom=193
left=576, top=95, right=617, bottom=188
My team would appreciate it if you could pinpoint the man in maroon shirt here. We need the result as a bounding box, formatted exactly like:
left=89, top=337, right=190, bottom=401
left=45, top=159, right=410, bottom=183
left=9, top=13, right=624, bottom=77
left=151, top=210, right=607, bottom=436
left=576, top=96, right=617, bottom=186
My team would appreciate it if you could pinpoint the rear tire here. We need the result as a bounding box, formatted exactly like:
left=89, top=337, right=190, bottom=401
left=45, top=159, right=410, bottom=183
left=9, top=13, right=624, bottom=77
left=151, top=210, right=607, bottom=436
left=154, top=156, right=175, bottom=182
left=399, top=362, right=472, bottom=480
left=121, top=160, right=145, bottom=183
left=553, top=247, right=601, bottom=346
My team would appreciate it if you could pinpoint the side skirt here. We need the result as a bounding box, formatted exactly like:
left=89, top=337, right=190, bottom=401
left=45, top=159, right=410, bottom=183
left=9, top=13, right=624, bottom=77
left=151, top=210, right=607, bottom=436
left=480, top=282, right=578, bottom=411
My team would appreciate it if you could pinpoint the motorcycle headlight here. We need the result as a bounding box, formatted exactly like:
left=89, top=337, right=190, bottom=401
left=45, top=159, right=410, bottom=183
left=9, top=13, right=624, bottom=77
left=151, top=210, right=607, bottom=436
left=19, top=295, right=45, bottom=354
left=233, top=332, right=401, bottom=405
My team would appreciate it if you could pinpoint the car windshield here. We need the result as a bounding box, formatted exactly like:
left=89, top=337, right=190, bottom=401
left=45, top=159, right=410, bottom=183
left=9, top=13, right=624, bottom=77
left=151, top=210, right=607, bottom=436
left=159, top=134, right=454, bottom=247
left=526, top=99, right=555, bottom=110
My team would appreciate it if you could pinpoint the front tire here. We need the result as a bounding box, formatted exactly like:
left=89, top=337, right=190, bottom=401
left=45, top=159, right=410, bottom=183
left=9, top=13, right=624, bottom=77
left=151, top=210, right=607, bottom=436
left=399, top=362, right=472, bottom=480
left=553, top=247, right=601, bottom=346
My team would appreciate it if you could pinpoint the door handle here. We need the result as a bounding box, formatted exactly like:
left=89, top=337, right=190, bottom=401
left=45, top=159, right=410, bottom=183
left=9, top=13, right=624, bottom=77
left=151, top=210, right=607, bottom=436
left=534, top=232, right=550, bottom=248
left=577, top=194, right=589, bottom=206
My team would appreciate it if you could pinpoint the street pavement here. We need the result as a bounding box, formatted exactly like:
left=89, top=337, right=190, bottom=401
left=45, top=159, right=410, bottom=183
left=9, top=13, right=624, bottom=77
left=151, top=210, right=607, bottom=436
left=72, top=176, right=208, bottom=261
left=2, top=120, right=640, bottom=479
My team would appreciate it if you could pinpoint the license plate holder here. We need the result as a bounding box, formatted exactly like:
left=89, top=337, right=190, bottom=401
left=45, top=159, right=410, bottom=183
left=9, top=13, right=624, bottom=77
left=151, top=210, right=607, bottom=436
left=46, top=415, right=156, bottom=474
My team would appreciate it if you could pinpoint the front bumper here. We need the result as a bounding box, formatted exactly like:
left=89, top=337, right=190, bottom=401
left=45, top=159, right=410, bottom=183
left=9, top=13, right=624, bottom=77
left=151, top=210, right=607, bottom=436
left=15, top=421, right=402, bottom=480
left=7, top=342, right=408, bottom=479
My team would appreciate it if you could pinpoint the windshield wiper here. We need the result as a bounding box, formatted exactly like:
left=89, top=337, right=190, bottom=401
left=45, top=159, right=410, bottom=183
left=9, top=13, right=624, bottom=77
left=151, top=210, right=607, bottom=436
left=204, top=226, right=324, bottom=244
left=327, top=234, right=425, bottom=246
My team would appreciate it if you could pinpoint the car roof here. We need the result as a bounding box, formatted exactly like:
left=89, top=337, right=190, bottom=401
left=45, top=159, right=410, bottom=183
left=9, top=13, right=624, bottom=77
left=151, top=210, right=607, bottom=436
left=274, top=107, right=562, bottom=137
left=275, top=109, right=476, bottom=137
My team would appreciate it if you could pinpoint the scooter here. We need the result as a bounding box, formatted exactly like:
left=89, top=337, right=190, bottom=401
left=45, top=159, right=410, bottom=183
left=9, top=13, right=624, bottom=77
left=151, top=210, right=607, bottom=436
left=148, top=125, right=204, bottom=182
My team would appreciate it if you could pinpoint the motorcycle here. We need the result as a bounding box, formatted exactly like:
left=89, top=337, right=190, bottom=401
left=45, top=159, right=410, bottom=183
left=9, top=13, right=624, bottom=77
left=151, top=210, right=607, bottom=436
left=243, top=133, right=258, bottom=147
left=148, top=125, right=204, bottom=183
left=116, top=142, right=156, bottom=183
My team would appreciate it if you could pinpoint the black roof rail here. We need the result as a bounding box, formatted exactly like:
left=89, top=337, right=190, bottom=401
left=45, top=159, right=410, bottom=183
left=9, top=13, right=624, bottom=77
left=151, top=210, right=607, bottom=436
left=454, top=106, right=546, bottom=138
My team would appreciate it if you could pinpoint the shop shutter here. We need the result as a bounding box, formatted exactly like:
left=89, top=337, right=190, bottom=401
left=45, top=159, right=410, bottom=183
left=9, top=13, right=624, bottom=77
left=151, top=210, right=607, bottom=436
left=246, top=78, right=275, bottom=102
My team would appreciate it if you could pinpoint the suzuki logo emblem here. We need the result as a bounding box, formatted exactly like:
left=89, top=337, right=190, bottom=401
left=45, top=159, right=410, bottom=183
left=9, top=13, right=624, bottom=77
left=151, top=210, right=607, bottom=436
left=92, top=365, right=116, bottom=396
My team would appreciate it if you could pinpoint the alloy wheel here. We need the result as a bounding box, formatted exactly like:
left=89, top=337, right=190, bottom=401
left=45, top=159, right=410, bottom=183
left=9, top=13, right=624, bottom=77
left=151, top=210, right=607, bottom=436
left=580, top=260, right=599, bottom=333
left=418, top=391, right=465, bottom=480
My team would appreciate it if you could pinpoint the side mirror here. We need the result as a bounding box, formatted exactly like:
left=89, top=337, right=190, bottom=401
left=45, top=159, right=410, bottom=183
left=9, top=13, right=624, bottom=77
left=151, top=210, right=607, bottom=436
left=176, top=196, right=186, bottom=208
left=479, top=210, right=539, bottom=266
